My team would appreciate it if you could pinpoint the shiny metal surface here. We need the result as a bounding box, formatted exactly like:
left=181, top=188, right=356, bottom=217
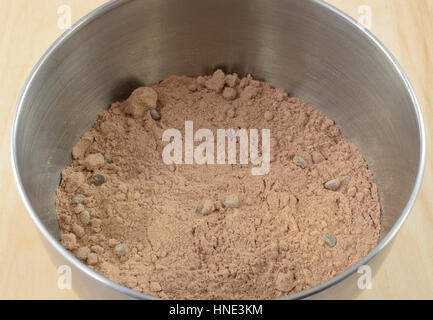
left=11, top=0, right=425, bottom=299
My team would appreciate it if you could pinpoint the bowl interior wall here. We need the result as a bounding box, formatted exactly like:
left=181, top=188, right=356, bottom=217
left=15, top=0, right=421, bottom=244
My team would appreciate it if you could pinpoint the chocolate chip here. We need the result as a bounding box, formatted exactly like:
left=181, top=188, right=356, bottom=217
left=197, top=200, right=215, bottom=215
left=293, top=155, right=307, bottom=169
left=223, top=194, right=239, bottom=208
left=324, top=178, right=340, bottom=191
left=92, top=173, right=106, bottom=186
left=72, top=194, right=86, bottom=204
left=222, top=87, right=237, bottom=101
left=80, top=211, right=91, bottom=226
left=323, top=233, right=337, bottom=247
left=225, top=108, right=236, bottom=118
left=107, top=154, right=114, bottom=164
left=115, top=243, right=128, bottom=257
left=150, top=108, right=161, bottom=121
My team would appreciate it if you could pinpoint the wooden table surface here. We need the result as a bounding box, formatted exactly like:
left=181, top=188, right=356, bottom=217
left=0, top=0, right=432, bottom=299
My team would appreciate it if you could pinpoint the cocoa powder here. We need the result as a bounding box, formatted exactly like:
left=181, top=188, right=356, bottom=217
left=56, top=70, right=381, bottom=299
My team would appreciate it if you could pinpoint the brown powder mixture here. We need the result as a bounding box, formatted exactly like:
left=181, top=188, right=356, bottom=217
left=56, top=70, right=381, bottom=300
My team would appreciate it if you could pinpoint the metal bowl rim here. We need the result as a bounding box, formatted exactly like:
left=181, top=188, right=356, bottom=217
left=10, top=0, right=426, bottom=300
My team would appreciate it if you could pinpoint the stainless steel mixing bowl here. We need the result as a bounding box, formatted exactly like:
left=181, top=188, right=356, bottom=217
left=11, top=0, right=425, bottom=299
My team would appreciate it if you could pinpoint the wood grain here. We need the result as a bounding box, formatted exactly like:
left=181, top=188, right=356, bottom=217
left=0, top=0, right=432, bottom=299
